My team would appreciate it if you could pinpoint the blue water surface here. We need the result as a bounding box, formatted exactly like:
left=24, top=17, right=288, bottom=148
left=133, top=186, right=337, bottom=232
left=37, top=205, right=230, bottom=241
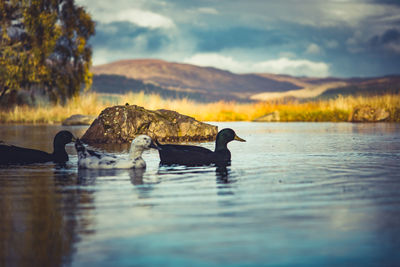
left=1, top=122, right=399, bottom=266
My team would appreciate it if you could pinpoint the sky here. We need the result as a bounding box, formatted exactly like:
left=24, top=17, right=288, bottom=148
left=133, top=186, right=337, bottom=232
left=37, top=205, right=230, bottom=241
left=75, top=0, right=400, bottom=78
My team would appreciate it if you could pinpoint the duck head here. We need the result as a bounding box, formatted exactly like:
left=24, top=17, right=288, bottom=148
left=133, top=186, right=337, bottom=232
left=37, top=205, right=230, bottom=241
left=215, top=128, right=245, bottom=151
left=129, top=135, right=157, bottom=158
left=53, top=130, right=76, bottom=162
left=53, top=130, right=76, bottom=147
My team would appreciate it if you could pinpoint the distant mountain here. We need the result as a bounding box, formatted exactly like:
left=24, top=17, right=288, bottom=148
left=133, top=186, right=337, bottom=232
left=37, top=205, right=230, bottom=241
left=90, top=59, right=400, bottom=102
left=91, top=59, right=301, bottom=101
left=91, top=74, right=242, bottom=102
left=319, top=75, right=400, bottom=98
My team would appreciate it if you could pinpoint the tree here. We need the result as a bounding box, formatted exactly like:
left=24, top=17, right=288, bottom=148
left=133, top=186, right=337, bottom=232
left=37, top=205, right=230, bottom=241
left=0, top=0, right=95, bottom=105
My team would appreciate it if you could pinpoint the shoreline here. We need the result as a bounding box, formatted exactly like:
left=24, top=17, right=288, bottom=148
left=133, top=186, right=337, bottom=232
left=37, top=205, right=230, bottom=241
left=1, top=92, right=399, bottom=123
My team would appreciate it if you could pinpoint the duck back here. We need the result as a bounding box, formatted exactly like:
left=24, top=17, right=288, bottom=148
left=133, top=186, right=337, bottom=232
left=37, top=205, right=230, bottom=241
left=0, top=145, right=53, bottom=164
left=156, top=142, right=231, bottom=166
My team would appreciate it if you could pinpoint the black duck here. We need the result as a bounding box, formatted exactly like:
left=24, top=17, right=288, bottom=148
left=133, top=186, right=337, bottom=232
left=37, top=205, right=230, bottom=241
left=155, top=128, right=245, bottom=166
left=0, top=130, right=75, bottom=165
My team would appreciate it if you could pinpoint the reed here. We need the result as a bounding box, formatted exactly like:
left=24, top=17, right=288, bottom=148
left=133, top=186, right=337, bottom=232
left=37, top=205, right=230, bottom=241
left=0, top=92, right=399, bottom=123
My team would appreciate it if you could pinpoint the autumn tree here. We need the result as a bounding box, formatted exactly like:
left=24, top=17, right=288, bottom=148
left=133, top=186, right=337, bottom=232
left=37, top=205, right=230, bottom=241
left=0, top=0, right=95, bottom=105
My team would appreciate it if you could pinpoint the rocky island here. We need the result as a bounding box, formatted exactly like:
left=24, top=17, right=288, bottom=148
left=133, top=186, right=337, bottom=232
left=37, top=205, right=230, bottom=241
left=81, top=105, right=218, bottom=144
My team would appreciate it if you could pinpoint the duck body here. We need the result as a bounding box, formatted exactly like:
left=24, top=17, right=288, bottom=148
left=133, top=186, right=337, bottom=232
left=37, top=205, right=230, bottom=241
left=156, top=143, right=214, bottom=166
left=0, top=131, right=75, bottom=165
left=75, top=135, right=157, bottom=169
left=156, top=128, right=245, bottom=167
left=0, top=145, right=53, bottom=164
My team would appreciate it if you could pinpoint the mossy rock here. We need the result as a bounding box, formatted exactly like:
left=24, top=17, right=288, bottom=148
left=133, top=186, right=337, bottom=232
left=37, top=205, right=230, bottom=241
left=81, top=105, right=218, bottom=144
left=350, top=105, right=390, bottom=122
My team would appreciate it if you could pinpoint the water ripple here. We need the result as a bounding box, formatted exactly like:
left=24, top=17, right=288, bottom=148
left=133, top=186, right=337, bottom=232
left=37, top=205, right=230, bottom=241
left=1, top=122, right=400, bottom=266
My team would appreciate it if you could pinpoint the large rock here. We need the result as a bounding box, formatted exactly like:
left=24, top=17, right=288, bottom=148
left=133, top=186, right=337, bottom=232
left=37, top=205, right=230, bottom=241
left=81, top=105, right=218, bottom=144
left=62, top=114, right=96, bottom=126
left=350, top=105, right=390, bottom=122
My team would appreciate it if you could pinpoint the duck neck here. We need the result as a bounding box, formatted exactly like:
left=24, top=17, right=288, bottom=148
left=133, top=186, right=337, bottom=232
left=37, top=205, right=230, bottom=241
left=53, top=143, right=68, bottom=162
left=215, top=139, right=228, bottom=152
left=129, top=146, right=144, bottom=160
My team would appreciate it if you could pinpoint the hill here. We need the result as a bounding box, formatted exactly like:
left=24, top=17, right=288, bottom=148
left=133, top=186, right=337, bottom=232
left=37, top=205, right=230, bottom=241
left=91, top=59, right=400, bottom=102
left=91, top=59, right=301, bottom=101
left=318, top=75, right=400, bottom=98
left=91, top=74, right=236, bottom=102
left=250, top=74, right=400, bottom=101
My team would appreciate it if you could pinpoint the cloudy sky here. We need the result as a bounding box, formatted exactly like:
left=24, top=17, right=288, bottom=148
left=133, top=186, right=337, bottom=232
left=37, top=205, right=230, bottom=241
left=76, top=0, right=400, bottom=77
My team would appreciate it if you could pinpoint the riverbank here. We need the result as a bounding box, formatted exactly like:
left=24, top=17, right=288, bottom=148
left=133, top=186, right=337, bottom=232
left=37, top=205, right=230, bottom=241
left=0, top=92, right=399, bottom=123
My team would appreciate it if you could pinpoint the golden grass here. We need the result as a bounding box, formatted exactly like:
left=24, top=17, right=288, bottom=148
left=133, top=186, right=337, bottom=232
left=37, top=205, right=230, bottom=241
left=0, top=92, right=399, bottom=123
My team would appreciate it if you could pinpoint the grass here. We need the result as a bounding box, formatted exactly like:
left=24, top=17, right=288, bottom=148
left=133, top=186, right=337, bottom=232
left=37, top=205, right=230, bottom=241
left=0, top=92, right=399, bottom=123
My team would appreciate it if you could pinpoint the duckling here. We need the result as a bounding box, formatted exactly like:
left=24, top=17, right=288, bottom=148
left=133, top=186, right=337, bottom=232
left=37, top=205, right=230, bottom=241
left=155, top=128, right=245, bottom=166
left=0, top=130, right=76, bottom=165
left=75, top=135, right=157, bottom=169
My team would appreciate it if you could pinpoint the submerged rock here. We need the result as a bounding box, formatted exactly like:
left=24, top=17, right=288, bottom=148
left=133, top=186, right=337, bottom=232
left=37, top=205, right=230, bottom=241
left=81, top=105, right=218, bottom=144
left=62, top=114, right=96, bottom=126
left=350, top=105, right=390, bottom=122
left=253, top=111, right=280, bottom=122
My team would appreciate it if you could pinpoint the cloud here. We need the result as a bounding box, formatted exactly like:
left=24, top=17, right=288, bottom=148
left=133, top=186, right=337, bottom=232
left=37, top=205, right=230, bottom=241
left=96, top=8, right=175, bottom=29
left=370, top=28, right=400, bottom=53
left=305, top=43, right=322, bottom=55
left=197, top=7, right=219, bottom=15
left=321, top=2, right=386, bottom=27
left=92, top=49, right=126, bottom=65
left=255, top=58, right=330, bottom=77
left=385, top=43, right=400, bottom=53
left=191, top=27, right=287, bottom=52
left=77, top=0, right=400, bottom=77
left=325, top=40, right=339, bottom=49
left=183, top=53, right=330, bottom=77
left=75, top=0, right=175, bottom=29
left=381, top=29, right=400, bottom=44
left=346, top=30, right=366, bottom=53
left=183, top=53, right=243, bottom=72
left=90, top=22, right=172, bottom=65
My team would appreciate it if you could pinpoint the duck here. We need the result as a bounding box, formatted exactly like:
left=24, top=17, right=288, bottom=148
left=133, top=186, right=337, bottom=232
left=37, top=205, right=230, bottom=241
left=0, top=130, right=76, bottom=165
left=75, top=135, right=158, bottom=169
left=155, top=128, right=246, bottom=166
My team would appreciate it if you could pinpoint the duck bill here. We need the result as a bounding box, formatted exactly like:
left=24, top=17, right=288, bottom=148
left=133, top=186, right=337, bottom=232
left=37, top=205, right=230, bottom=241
left=234, top=134, right=246, bottom=142
left=149, top=140, right=161, bottom=150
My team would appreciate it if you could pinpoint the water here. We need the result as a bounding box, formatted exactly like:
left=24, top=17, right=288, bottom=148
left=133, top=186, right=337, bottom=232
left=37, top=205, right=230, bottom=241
left=1, top=122, right=400, bottom=266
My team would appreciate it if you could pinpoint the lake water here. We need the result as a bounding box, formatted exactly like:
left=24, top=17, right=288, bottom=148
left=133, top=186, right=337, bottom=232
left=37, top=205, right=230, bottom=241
left=1, top=122, right=400, bottom=266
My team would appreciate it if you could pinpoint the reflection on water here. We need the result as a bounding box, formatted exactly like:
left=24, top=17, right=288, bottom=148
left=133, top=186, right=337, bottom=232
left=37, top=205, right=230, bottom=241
left=0, top=165, right=94, bottom=267
left=1, top=123, right=400, bottom=266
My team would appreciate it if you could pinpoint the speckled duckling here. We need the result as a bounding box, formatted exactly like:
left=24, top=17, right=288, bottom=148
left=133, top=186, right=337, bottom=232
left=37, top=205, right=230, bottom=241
left=75, top=135, right=157, bottom=169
